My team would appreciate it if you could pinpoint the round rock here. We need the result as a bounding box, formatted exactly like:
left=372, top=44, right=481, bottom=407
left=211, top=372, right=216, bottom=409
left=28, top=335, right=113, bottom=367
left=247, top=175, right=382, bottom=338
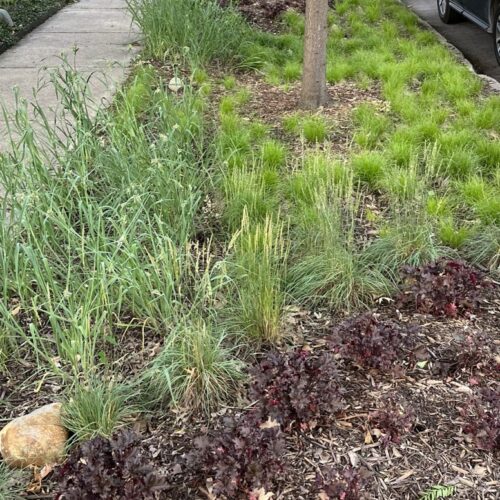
left=0, top=402, right=68, bottom=468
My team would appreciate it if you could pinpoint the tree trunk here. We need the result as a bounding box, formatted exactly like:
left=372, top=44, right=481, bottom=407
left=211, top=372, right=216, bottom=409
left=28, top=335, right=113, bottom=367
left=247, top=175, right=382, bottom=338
left=301, top=0, right=329, bottom=110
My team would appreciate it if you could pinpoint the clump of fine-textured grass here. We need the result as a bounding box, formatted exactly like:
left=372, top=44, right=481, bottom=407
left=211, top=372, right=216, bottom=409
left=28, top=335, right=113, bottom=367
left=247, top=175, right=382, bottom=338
left=288, top=181, right=394, bottom=312
left=283, top=61, right=302, bottom=82
left=438, top=219, right=471, bottom=250
left=282, top=113, right=329, bottom=142
left=127, top=0, right=249, bottom=65
left=143, top=315, right=244, bottom=413
left=352, top=151, right=385, bottom=188
left=302, top=116, right=329, bottom=143
left=464, top=226, right=500, bottom=272
left=366, top=214, right=450, bottom=271
left=223, top=165, right=279, bottom=231
left=286, top=152, right=349, bottom=206
left=62, top=378, right=138, bottom=443
left=260, top=140, right=287, bottom=169
left=0, top=462, right=26, bottom=500
left=226, top=212, right=288, bottom=343
left=352, top=102, right=391, bottom=148
left=222, top=75, right=237, bottom=90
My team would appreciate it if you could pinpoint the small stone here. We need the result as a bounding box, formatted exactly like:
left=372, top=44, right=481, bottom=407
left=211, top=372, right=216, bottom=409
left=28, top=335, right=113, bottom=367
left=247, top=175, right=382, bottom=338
left=0, top=403, right=68, bottom=468
left=168, top=77, right=184, bottom=93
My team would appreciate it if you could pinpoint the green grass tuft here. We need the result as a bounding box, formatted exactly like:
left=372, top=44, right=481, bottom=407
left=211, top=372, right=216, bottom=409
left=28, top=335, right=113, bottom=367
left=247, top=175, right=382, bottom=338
left=0, top=462, right=26, bottom=500
left=128, top=0, right=249, bottom=65
left=143, top=316, right=244, bottom=413
left=260, top=140, right=287, bottom=169
left=302, top=116, right=328, bottom=143
left=352, top=151, right=385, bottom=188
left=62, top=378, right=138, bottom=443
left=227, top=212, right=288, bottom=343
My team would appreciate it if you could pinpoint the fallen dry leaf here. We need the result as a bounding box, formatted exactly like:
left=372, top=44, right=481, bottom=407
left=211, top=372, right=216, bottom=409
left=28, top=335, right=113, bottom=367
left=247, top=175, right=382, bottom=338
left=259, top=417, right=280, bottom=430
left=364, top=430, right=373, bottom=444
left=250, top=488, right=274, bottom=500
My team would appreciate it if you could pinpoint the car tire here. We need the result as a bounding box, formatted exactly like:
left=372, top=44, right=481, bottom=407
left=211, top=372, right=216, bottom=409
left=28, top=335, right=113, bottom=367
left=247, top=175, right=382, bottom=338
left=494, top=4, right=500, bottom=65
left=437, top=0, right=461, bottom=24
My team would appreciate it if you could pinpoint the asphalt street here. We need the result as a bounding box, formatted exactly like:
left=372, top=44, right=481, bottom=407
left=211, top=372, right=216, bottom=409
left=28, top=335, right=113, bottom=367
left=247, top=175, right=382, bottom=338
left=403, top=0, right=500, bottom=82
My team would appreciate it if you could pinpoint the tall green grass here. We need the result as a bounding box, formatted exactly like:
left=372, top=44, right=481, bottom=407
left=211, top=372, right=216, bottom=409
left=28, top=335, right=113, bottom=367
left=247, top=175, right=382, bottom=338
left=226, top=212, right=288, bottom=343
left=128, top=0, right=250, bottom=66
left=288, top=180, right=394, bottom=311
left=0, top=64, right=209, bottom=371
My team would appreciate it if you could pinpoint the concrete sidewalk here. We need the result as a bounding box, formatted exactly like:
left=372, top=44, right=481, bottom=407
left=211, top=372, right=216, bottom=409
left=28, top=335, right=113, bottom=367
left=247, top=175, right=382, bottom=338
left=0, top=0, right=140, bottom=151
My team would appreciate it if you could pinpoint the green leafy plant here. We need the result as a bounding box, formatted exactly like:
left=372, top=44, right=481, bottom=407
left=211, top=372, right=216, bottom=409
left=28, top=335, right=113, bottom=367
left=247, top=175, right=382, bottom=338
left=419, top=485, right=456, bottom=500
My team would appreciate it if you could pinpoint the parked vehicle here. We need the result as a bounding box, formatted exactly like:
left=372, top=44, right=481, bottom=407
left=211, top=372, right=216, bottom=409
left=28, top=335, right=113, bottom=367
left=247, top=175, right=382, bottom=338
left=437, top=0, right=500, bottom=64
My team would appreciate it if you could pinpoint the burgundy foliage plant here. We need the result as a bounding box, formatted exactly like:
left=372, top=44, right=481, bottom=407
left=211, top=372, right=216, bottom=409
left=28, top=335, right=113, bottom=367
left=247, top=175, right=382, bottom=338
left=368, top=397, right=415, bottom=447
left=249, top=348, right=345, bottom=430
left=55, top=430, right=168, bottom=499
left=398, top=260, right=490, bottom=317
left=460, top=384, right=500, bottom=452
left=316, top=466, right=370, bottom=500
left=330, top=313, right=417, bottom=372
left=185, top=412, right=286, bottom=497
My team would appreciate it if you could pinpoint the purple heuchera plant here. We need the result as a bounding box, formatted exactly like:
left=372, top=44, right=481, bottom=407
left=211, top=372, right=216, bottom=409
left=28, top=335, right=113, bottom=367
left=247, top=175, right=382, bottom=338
left=398, top=259, right=490, bottom=317
left=249, top=347, right=345, bottom=430
left=460, top=384, right=500, bottom=452
left=185, top=411, right=286, bottom=497
left=330, top=313, right=417, bottom=372
left=316, top=466, right=370, bottom=499
left=368, top=397, right=415, bottom=447
left=55, top=430, right=168, bottom=499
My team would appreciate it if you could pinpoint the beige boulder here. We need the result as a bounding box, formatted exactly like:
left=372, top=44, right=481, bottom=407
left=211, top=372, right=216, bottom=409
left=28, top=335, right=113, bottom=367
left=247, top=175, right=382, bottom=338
left=0, top=402, right=68, bottom=468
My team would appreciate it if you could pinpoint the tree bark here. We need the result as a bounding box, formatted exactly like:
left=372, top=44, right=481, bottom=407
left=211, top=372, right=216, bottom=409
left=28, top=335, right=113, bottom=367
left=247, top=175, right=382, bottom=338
left=301, top=0, right=329, bottom=110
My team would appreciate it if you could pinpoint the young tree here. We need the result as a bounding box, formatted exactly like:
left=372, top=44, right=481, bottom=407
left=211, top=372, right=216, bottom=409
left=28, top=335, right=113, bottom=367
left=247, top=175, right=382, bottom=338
left=301, top=0, right=329, bottom=109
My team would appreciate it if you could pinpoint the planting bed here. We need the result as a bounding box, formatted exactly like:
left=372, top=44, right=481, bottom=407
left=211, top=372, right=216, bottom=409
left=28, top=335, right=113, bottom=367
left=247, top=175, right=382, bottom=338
left=0, top=0, right=69, bottom=54
left=0, top=0, right=499, bottom=498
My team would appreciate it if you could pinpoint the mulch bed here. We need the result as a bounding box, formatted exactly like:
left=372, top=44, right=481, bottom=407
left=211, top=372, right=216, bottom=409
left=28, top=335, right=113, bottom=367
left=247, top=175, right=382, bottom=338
left=1, top=285, right=498, bottom=498
left=236, top=73, right=386, bottom=158
left=220, top=0, right=334, bottom=31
